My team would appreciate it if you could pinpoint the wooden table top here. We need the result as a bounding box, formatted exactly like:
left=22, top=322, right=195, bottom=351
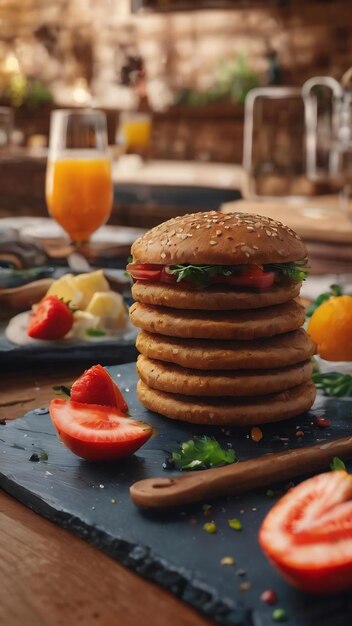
left=0, top=367, right=214, bottom=626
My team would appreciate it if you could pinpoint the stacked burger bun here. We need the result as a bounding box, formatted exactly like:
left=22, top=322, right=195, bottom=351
left=129, top=211, right=316, bottom=426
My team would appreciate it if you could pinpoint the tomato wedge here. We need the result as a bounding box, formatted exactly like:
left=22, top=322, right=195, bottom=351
left=126, top=263, right=162, bottom=282
left=70, top=364, right=128, bottom=413
left=50, top=399, right=153, bottom=461
left=259, top=471, right=352, bottom=594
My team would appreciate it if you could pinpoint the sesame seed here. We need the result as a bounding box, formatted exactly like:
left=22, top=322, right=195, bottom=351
left=209, top=240, right=217, bottom=245
left=266, top=230, right=272, bottom=236
left=160, top=252, right=166, bottom=259
left=216, top=230, right=222, bottom=236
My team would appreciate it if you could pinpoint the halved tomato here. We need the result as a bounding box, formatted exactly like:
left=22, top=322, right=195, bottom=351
left=126, top=263, right=162, bottom=282
left=259, top=471, right=352, bottom=594
left=70, top=364, right=128, bottom=413
left=50, top=399, right=153, bottom=461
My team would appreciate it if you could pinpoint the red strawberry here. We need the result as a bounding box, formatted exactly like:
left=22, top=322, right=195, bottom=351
left=70, top=364, right=128, bottom=413
left=27, top=295, right=73, bottom=340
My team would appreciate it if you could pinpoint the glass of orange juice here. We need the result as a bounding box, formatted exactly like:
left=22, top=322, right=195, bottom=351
left=46, top=109, right=112, bottom=245
left=117, top=112, right=152, bottom=157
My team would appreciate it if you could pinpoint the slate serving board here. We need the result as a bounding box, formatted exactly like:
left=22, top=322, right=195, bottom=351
left=0, top=362, right=351, bottom=626
left=0, top=319, right=138, bottom=366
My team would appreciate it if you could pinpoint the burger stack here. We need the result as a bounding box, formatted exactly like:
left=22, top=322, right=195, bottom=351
left=129, top=211, right=316, bottom=426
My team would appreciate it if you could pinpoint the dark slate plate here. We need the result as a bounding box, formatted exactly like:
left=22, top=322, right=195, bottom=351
left=0, top=362, right=351, bottom=626
left=0, top=319, right=138, bottom=366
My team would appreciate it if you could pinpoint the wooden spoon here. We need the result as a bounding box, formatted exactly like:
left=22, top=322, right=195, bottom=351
left=0, top=278, right=54, bottom=312
left=130, top=435, right=352, bottom=510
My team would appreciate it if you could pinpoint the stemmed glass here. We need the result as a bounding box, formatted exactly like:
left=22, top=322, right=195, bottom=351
left=46, top=109, right=112, bottom=247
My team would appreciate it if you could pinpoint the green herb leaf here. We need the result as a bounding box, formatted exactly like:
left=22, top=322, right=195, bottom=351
left=203, top=521, right=217, bottom=534
left=52, top=385, right=71, bottom=397
left=171, top=436, right=237, bottom=471
left=265, top=258, right=309, bottom=282
left=167, top=260, right=308, bottom=288
left=331, top=457, right=347, bottom=472
left=306, top=284, right=343, bottom=317
left=85, top=328, right=106, bottom=337
left=167, top=264, right=233, bottom=288
left=228, top=518, right=243, bottom=531
left=312, top=372, right=352, bottom=397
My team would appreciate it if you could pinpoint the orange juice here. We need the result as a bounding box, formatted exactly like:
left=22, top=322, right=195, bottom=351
left=120, top=116, right=151, bottom=149
left=46, top=153, right=112, bottom=242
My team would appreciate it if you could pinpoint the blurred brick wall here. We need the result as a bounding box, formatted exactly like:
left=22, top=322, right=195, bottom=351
left=1, top=0, right=352, bottom=163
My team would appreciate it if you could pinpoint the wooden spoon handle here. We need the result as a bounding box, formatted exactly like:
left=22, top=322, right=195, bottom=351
left=0, top=279, right=54, bottom=311
left=130, top=435, right=352, bottom=510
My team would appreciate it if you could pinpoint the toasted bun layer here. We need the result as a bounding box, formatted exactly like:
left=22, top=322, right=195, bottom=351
left=130, top=300, right=305, bottom=340
left=137, top=355, right=313, bottom=397
left=136, top=329, right=316, bottom=370
left=137, top=380, right=316, bottom=425
left=132, top=280, right=300, bottom=310
left=131, top=211, right=307, bottom=265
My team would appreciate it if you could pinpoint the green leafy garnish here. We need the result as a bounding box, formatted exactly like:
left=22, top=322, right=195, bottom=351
left=203, top=521, right=217, bottom=534
left=167, top=264, right=233, bottom=287
left=312, top=372, right=352, bottom=397
left=171, top=436, right=237, bottom=470
left=265, top=258, right=309, bottom=282
left=85, top=328, right=106, bottom=337
left=52, top=385, right=71, bottom=397
left=331, top=457, right=347, bottom=471
left=29, top=451, right=48, bottom=462
left=166, top=259, right=308, bottom=287
left=306, top=284, right=343, bottom=317
left=228, top=518, right=243, bottom=531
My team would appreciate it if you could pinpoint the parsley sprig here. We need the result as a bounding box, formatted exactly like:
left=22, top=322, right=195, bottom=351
left=166, top=259, right=308, bottom=287
left=312, top=372, right=352, bottom=397
left=171, top=436, right=237, bottom=471
left=167, top=264, right=233, bottom=287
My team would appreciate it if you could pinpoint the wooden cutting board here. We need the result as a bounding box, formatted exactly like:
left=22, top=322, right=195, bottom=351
left=0, top=362, right=351, bottom=626
left=221, top=196, right=352, bottom=244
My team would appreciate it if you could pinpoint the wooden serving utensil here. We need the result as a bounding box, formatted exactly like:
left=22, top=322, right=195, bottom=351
left=0, top=278, right=54, bottom=312
left=130, top=435, right=352, bottom=510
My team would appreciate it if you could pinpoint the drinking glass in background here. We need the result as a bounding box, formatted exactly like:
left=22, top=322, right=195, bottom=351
left=46, top=109, right=112, bottom=245
left=116, top=111, right=152, bottom=159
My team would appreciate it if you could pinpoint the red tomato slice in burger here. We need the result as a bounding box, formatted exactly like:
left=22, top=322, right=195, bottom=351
left=126, top=263, right=162, bottom=282
left=50, top=399, right=153, bottom=461
left=223, top=267, right=276, bottom=289
left=259, top=471, right=352, bottom=594
left=70, top=364, right=128, bottom=413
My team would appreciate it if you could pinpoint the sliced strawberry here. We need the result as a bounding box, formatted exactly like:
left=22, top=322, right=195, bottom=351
left=259, top=471, right=352, bottom=594
left=50, top=399, right=152, bottom=461
left=70, top=364, right=128, bottom=413
left=27, top=295, right=73, bottom=340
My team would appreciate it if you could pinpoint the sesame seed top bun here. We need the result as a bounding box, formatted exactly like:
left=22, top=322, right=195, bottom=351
left=131, top=211, right=307, bottom=265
